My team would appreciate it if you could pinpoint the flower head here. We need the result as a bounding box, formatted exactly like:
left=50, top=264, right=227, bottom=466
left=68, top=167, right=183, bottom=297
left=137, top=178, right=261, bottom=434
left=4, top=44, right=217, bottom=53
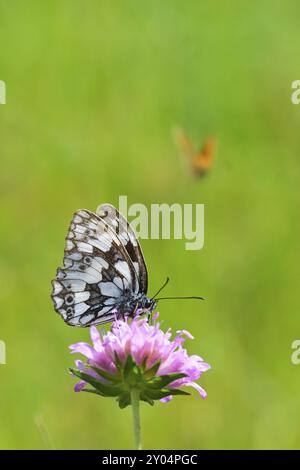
left=70, top=314, right=211, bottom=408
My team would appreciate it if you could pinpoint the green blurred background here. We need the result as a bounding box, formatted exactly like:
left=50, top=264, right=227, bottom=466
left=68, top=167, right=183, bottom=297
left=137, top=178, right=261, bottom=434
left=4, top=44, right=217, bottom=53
left=1, top=0, right=300, bottom=449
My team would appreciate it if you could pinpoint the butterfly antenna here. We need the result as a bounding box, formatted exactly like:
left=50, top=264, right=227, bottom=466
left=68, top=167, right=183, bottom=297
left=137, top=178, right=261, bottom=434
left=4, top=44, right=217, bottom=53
left=155, top=296, right=204, bottom=301
left=151, top=277, right=170, bottom=300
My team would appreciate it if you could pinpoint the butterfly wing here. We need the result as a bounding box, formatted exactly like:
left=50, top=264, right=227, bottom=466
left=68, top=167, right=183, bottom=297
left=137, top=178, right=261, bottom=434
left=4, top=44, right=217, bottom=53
left=97, top=203, right=148, bottom=294
left=175, top=127, right=195, bottom=160
left=193, top=138, right=216, bottom=177
left=51, top=209, right=140, bottom=327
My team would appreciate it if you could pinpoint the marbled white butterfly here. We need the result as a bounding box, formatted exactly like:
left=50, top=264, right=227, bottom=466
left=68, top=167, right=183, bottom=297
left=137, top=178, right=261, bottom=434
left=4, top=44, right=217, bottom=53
left=51, top=204, right=204, bottom=327
left=51, top=204, right=159, bottom=327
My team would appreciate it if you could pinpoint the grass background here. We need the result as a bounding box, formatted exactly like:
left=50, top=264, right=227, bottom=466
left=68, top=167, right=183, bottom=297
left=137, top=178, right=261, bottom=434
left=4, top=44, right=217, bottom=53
left=1, top=0, right=300, bottom=449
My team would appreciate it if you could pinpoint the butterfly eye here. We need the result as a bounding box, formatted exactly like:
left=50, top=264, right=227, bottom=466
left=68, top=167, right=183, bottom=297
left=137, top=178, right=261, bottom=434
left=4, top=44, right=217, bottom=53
left=65, top=294, right=74, bottom=305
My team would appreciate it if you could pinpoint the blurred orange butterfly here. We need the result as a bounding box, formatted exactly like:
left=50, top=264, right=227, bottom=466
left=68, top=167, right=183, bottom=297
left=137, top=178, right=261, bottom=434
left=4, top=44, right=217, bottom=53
left=175, top=128, right=217, bottom=178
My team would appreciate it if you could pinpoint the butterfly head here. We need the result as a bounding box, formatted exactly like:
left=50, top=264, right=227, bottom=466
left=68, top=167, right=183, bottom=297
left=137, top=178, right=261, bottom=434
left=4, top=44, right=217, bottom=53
left=135, top=294, right=157, bottom=313
left=136, top=295, right=157, bottom=314
left=122, top=293, right=157, bottom=319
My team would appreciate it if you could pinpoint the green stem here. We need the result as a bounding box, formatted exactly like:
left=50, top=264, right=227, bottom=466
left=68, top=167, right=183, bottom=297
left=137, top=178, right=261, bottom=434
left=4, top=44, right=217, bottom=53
left=130, top=388, right=142, bottom=450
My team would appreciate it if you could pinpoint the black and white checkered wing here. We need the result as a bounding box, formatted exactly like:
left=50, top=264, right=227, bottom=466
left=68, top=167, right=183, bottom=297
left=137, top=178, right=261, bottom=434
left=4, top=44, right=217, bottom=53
left=97, top=204, right=148, bottom=294
left=51, top=209, right=140, bottom=326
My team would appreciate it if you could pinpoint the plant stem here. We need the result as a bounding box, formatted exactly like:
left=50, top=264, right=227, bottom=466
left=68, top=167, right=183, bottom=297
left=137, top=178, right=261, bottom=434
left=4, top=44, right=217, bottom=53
left=130, top=388, right=142, bottom=450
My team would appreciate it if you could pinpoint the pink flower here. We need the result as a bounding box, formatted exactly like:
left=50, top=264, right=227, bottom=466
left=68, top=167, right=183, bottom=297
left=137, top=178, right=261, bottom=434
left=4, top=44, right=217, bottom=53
left=69, top=314, right=211, bottom=407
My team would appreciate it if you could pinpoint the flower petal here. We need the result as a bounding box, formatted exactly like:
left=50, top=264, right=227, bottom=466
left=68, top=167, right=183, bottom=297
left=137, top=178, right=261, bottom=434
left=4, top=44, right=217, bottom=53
left=187, top=381, right=207, bottom=399
left=74, top=380, right=86, bottom=392
left=160, top=395, right=173, bottom=403
left=176, top=329, right=194, bottom=340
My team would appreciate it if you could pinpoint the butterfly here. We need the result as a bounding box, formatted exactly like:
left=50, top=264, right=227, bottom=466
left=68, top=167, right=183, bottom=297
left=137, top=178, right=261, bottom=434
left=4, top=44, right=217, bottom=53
left=51, top=204, right=159, bottom=327
left=51, top=204, right=204, bottom=327
left=175, top=128, right=216, bottom=178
